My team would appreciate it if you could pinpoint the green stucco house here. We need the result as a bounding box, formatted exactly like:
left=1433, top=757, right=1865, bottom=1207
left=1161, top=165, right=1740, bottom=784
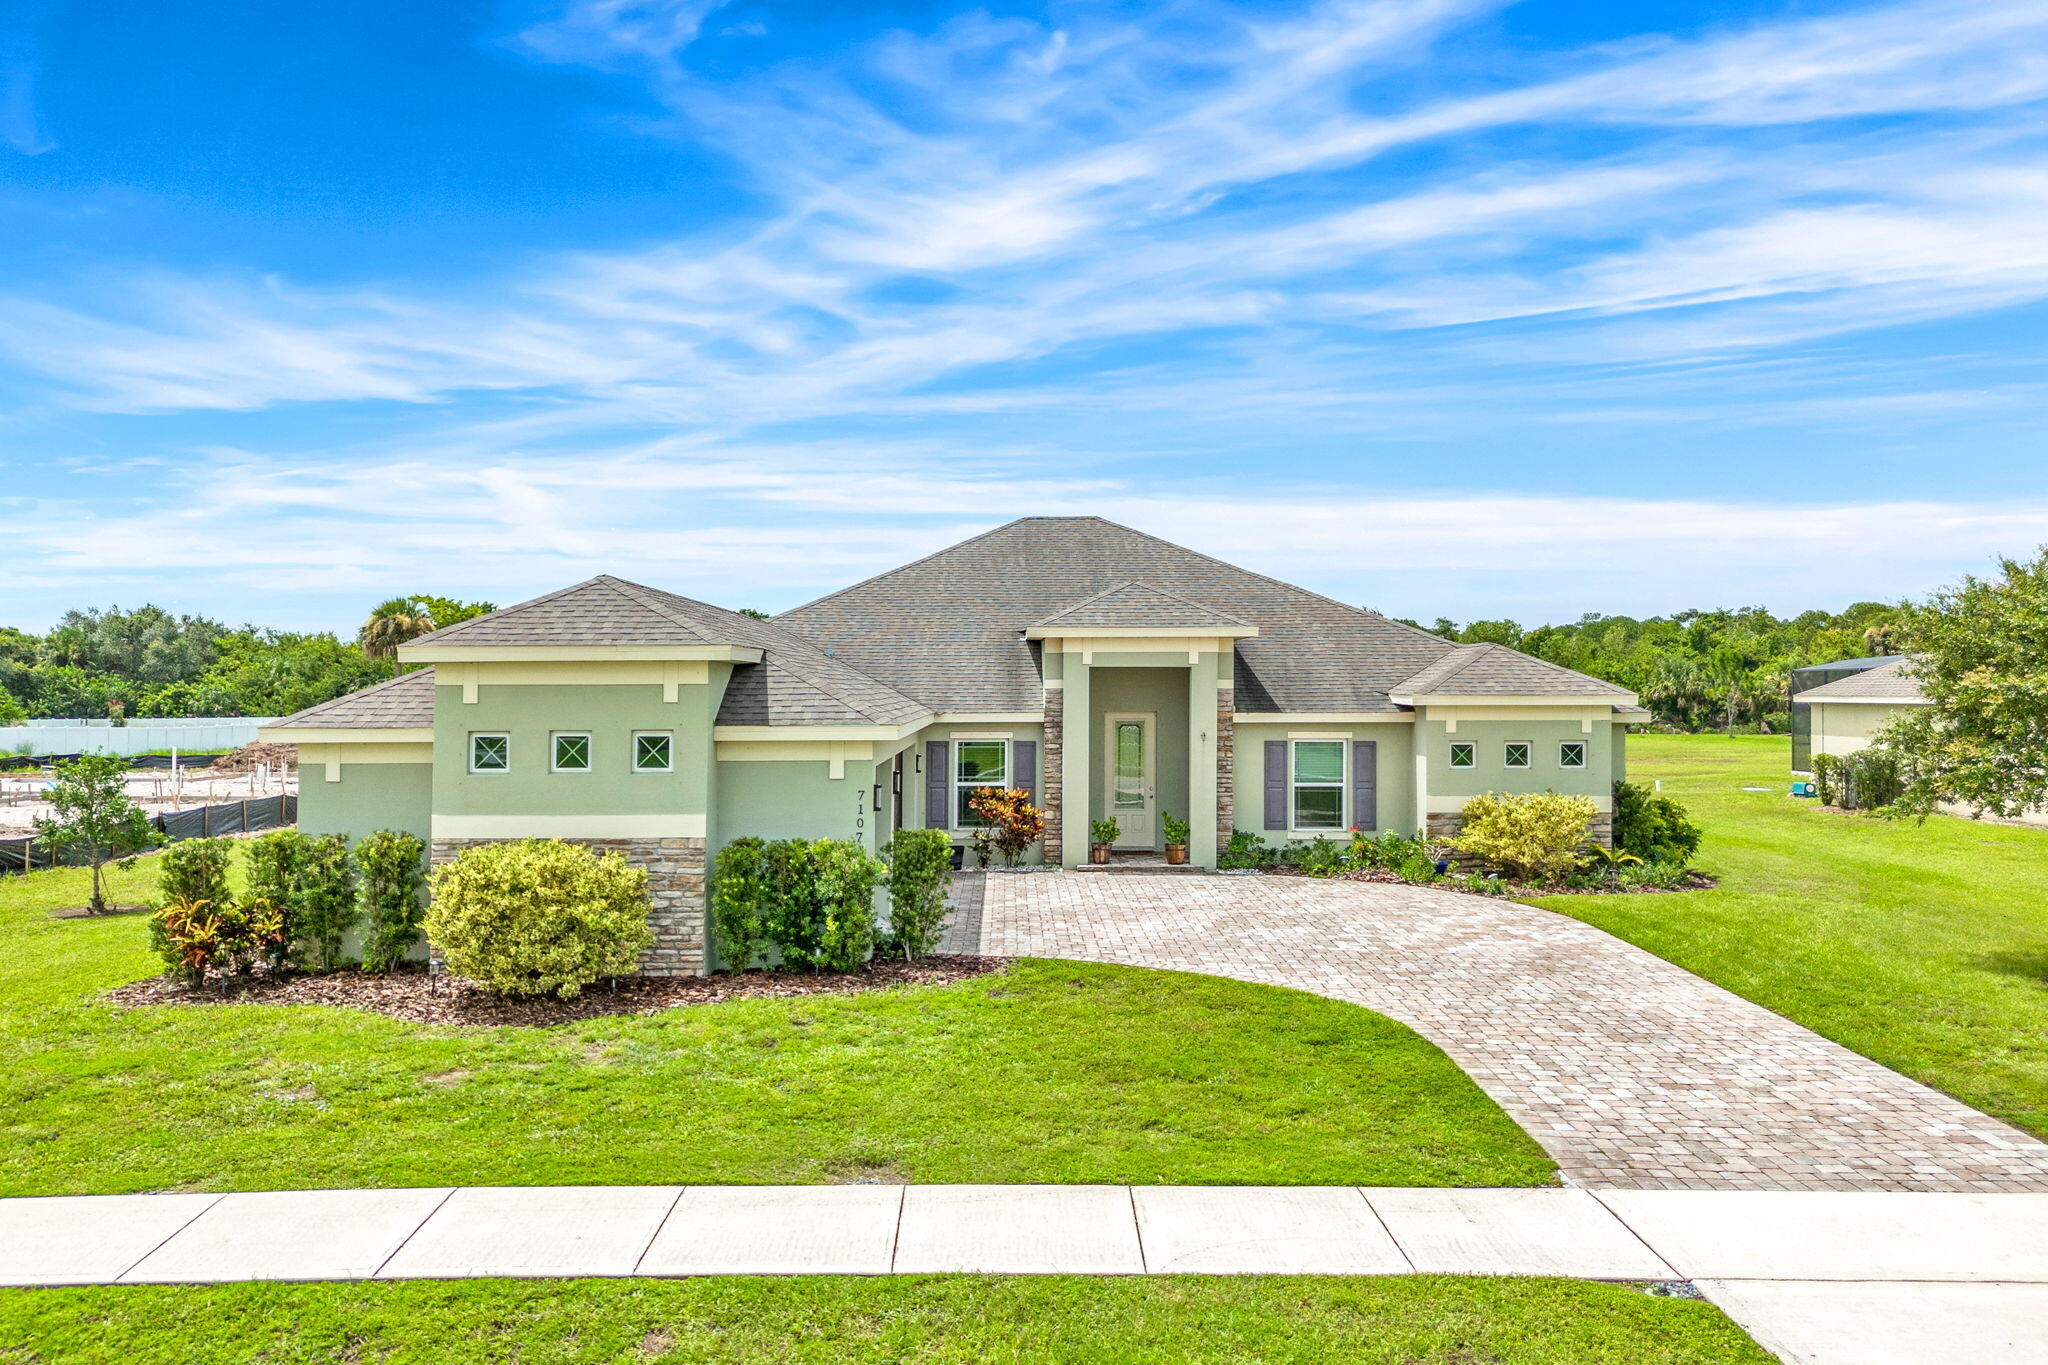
left=267, top=516, right=1646, bottom=972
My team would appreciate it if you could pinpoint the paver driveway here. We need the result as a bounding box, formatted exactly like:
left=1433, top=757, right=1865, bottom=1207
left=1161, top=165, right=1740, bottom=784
left=953, top=872, right=2048, bottom=1193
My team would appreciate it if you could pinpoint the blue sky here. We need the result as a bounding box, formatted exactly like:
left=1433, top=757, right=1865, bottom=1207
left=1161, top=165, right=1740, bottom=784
left=4, top=0, right=2047, bottom=633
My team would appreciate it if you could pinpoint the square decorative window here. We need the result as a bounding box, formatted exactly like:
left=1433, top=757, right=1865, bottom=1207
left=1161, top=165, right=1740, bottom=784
left=1291, top=739, right=1345, bottom=830
left=955, top=739, right=1009, bottom=827
left=1559, top=741, right=1586, bottom=769
left=552, top=733, right=591, bottom=772
left=469, top=733, right=510, bottom=774
left=1448, top=742, right=1475, bottom=769
left=1504, top=741, right=1531, bottom=770
left=632, top=731, right=674, bottom=773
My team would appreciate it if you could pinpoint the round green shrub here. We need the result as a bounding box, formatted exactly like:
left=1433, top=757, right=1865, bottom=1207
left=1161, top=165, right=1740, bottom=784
left=425, top=839, right=653, bottom=998
left=1611, top=780, right=1703, bottom=864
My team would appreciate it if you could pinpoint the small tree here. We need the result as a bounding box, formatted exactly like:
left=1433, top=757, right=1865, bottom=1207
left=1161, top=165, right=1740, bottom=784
left=709, top=836, right=773, bottom=971
left=1883, top=548, right=2048, bottom=818
left=426, top=839, right=652, bottom=998
left=762, top=838, right=829, bottom=970
left=812, top=838, right=884, bottom=972
left=357, top=830, right=428, bottom=972
left=882, top=828, right=952, bottom=961
left=34, top=753, right=159, bottom=914
left=245, top=828, right=308, bottom=949
left=293, top=834, right=357, bottom=971
left=965, top=786, right=1044, bottom=866
left=1445, top=791, right=1597, bottom=883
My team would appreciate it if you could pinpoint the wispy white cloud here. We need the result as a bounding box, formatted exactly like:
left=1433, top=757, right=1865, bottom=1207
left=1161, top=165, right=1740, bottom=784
left=4, top=0, right=2048, bottom=625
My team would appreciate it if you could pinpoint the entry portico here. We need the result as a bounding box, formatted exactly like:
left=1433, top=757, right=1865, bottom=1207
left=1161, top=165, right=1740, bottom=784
left=1028, top=586, right=1256, bottom=866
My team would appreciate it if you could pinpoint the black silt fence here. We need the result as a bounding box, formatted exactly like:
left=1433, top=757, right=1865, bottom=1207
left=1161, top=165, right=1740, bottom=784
left=0, top=794, right=297, bottom=875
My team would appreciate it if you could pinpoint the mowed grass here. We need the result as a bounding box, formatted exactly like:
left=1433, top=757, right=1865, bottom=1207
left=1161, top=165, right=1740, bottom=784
left=0, top=854, right=1552, bottom=1194
left=1535, top=733, right=2048, bottom=1139
left=0, top=1276, right=1771, bottom=1365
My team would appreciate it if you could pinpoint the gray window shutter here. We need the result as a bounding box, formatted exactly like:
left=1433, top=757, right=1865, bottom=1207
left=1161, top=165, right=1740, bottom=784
left=1264, top=739, right=1288, bottom=830
left=1013, top=739, right=1037, bottom=805
left=925, top=740, right=950, bottom=829
left=1353, top=740, right=1377, bottom=831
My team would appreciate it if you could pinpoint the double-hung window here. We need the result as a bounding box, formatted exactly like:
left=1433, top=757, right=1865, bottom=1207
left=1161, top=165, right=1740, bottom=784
left=955, top=739, right=1009, bottom=826
left=1448, top=742, right=1475, bottom=770
left=469, top=733, right=510, bottom=774
left=1291, top=740, right=1345, bottom=830
left=1558, top=741, right=1586, bottom=769
left=1504, top=741, right=1531, bottom=770
left=632, top=731, right=674, bottom=773
left=551, top=732, right=591, bottom=773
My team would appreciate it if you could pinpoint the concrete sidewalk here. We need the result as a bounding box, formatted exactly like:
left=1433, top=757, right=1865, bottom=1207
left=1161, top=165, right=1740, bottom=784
left=4, top=1186, right=2046, bottom=1363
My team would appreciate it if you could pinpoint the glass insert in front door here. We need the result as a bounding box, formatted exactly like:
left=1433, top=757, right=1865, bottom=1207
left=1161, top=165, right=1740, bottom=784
left=1113, top=721, right=1146, bottom=813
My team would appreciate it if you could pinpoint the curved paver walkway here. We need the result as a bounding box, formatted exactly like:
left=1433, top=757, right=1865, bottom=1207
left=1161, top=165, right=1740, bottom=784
left=958, top=872, right=2048, bottom=1193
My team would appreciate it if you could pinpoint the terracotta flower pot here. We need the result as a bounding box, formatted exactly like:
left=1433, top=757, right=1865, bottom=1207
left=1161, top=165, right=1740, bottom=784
left=1164, top=843, right=1188, bottom=865
left=1089, top=844, right=1112, bottom=865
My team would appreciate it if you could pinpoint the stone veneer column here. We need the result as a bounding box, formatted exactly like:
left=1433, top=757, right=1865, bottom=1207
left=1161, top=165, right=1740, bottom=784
left=1040, top=683, right=1063, bottom=858
left=428, top=834, right=707, bottom=977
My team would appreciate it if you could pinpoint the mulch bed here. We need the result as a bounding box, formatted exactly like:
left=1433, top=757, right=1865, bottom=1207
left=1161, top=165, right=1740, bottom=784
left=104, top=955, right=1010, bottom=1027
left=49, top=903, right=154, bottom=919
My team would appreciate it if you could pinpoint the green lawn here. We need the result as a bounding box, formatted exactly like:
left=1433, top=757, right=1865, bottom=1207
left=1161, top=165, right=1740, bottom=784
left=0, top=1276, right=1770, bottom=1365
left=1536, top=733, right=2048, bottom=1139
left=0, top=854, right=1552, bottom=1193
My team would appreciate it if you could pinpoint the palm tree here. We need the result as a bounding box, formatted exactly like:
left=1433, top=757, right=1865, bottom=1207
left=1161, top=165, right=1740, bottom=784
left=357, top=597, right=435, bottom=679
left=1863, top=621, right=1900, bottom=655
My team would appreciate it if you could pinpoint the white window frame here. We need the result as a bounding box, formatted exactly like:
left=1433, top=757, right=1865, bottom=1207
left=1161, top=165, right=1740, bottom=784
left=1558, top=741, right=1586, bottom=769
left=631, top=730, right=674, bottom=774
left=550, top=731, right=592, bottom=774
left=1448, top=741, right=1475, bottom=770
left=1289, top=737, right=1347, bottom=833
left=953, top=736, right=1012, bottom=829
left=1504, top=740, right=1532, bottom=770
left=468, top=732, right=511, bottom=775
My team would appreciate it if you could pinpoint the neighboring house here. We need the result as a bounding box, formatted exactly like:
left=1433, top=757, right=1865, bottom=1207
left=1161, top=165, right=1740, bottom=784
left=1790, top=654, right=2048, bottom=828
left=265, top=517, right=1648, bottom=972
left=1788, top=654, right=1911, bottom=772
left=1789, top=656, right=1928, bottom=769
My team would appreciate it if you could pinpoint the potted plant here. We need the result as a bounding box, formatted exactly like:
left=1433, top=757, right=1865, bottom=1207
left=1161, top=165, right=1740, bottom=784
left=1161, top=811, right=1190, bottom=865
left=1089, top=817, right=1119, bottom=864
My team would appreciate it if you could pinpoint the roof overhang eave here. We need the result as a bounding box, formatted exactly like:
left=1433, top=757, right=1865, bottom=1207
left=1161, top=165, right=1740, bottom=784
left=396, top=644, right=766, bottom=665
left=1393, top=691, right=1639, bottom=708
left=1023, top=625, right=1258, bottom=641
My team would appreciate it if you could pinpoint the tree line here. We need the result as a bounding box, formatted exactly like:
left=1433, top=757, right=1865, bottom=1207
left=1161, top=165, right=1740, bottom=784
left=3, top=592, right=1909, bottom=734
left=1411, top=601, right=1905, bottom=732
left=0, top=596, right=495, bottom=725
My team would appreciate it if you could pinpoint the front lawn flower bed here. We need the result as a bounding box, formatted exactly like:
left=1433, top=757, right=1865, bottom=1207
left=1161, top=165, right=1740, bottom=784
left=106, top=954, right=1005, bottom=1026
left=1235, top=781, right=1711, bottom=897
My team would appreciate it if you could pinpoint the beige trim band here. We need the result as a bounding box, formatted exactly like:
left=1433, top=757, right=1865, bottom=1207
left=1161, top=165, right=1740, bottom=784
left=431, top=814, right=708, bottom=839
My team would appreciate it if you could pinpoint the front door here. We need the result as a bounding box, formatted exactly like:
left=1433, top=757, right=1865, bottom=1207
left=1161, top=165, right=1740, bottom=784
left=1103, top=712, right=1156, bottom=848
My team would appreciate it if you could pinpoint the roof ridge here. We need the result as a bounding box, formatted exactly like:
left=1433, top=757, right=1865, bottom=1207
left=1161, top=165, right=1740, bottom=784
left=595, top=575, right=718, bottom=644
left=775, top=518, right=1047, bottom=619
left=408, top=579, right=608, bottom=646
left=1035, top=578, right=1256, bottom=628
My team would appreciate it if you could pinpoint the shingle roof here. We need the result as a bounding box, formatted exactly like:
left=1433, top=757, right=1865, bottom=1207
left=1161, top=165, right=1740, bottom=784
left=773, top=517, right=1622, bottom=714
left=1393, top=643, right=1633, bottom=699
left=1032, top=581, right=1255, bottom=632
left=408, top=576, right=758, bottom=648
left=272, top=668, right=437, bottom=729
left=1793, top=656, right=1927, bottom=702
left=358, top=576, right=929, bottom=729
